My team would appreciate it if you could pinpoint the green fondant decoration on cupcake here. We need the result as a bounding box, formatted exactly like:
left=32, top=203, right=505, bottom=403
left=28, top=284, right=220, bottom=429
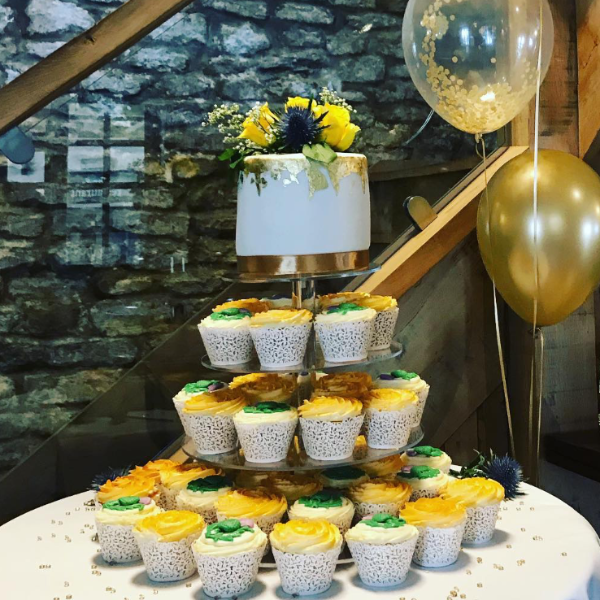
left=298, top=490, right=344, bottom=509
left=103, top=496, right=145, bottom=512
left=243, top=401, right=292, bottom=414
left=400, top=465, right=440, bottom=480
left=323, top=466, right=366, bottom=481
left=412, top=445, right=443, bottom=457
left=183, top=380, right=223, bottom=394
left=363, top=513, right=407, bottom=529
left=326, top=302, right=366, bottom=315
left=187, top=475, right=232, bottom=493
left=210, top=307, right=251, bottom=321
left=391, top=369, right=419, bottom=380
left=206, top=519, right=253, bottom=542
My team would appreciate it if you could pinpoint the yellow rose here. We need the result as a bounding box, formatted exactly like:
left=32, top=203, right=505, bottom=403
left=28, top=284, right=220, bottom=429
left=316, top=103, right=360, bottom=151
left=286, top=97, right=312, bottom=110
left=239, top=103, right=278, bottom=147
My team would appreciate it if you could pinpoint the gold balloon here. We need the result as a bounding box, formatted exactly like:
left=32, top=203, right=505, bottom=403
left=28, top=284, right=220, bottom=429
left=477, top=150, right=600, bottom=326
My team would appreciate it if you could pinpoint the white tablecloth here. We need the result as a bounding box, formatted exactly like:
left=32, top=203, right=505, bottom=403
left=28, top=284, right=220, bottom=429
left=1, top=484, right=599, bottom=600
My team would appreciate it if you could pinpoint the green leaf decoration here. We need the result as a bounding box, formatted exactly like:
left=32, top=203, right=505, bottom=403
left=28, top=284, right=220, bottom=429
left=302, top=143, right=337, bottom=165
left=219, top=148, right=236, bottom=161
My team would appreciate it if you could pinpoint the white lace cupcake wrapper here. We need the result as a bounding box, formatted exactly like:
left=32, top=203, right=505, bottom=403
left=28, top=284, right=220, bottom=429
left=185, top=413, right=238, bottom=455
left=250, top=323, right=311, bottom=368
left=412, top=522, right=466, bottom=567
left=193, top=545, right=266, bottom=598
left=412, top=385, right=430, bottom=426
left=369, top=307, right=399, bottom=351
left=347, top=537, right=418, bottom=587
left=364, top=406, right=416, bottom=449
left=173, top=400, right=192, bottom=437
left=135, top=533, right=200, bottom=582
left=96, top=522, right=141, bottom=564
left=234, top=418, right=298, bottom=463
left=199, top=325, right=254, bottom=366
left=175, top=497, right=219, bottom=524
left=299, top=415, right=364, bottom=460
left=409, top=487, right=444, bottom=502
left=353, top=500, right=405, bottom=520
left=272, top=544, right=342, bottom=596
left=315, top=318, right=375, bottom=363
left=158, top=485, right=181, bottom=511
left=463, top=504, right=501, bottom=544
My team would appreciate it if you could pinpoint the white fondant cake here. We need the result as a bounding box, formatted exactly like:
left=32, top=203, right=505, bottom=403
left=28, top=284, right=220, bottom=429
left=236, top=153, right=370, bottom=275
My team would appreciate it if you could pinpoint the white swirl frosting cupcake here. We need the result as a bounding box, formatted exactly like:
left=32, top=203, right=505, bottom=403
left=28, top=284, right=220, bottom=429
left=401, top=445, right=452, bottom=474
left=230, top=372, right=296, bottom=404
left=288, top=490, right=355, bottom=535
left=199, top=307, right=254, bottom=366
left=375, top=370, right=430, bottom=425
left=173, top=380, right=228, bottom=435
left=346, top=513, right=419, bottom=587
left=396, top=465, right=449, bottom=501
left=193, top=518, right=268, bottom=598
left=349, top=478, right=412, bottom=517
left=175, top=475, right=233, bottom=523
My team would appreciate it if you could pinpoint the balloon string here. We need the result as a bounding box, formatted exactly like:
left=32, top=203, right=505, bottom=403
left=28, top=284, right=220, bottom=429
left=477, top=134, right=516, bottom=459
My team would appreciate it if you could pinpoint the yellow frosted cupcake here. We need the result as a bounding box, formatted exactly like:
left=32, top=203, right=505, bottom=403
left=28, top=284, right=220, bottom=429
left=266, top=472, right=322, bottom=503
left=375, top=369, right=430, bottom=426
left=363, top=388, right=418, bottom=449
left=288, top=490, right=355, bottom=535
left=441, top=477, right=504, bottom=544
left=199, top=307, right=254, bottom=366
left=270, top=519, right=343, bottom=595
left=362, top=453, right=405, bottom=479
left=175, top=475, right=233, bottom=524
left=133, top=510, right=205, bottom=581
left=183, top=388, right=247, bottom=455
left=298, top=396, right=364, bottom=460
left=249, top=309, right=313, bottom=368
left=216, top=488, right=287, bottom=536
left=95, top=495, right=162, bottom=564
left=129, top=459, right=181, bottom=484
left=349, top=478, right=412, bottom=517
left=192, top=518, right=268, bottom=598
left=401, top=445, right=452, bottom=474
left=397, top=465, right=449, bottom=500
left=318, top=292, right=371, bottom=310
left=96, top=474, right=159, bottom=507
left=401, top=497, right=467, bottom=567
left=213, top=298, right=269, bottom=314
left=172, top=380, right=228, bottom=435
left=230, top=373, right=297, bottom=404
left=346, top=513, right=419, bottom=587
left=312, top=371, right=372, bottom=399
left=356, top=295, right=399, bottom=350
left=315, top=303, right=377, bottom=363
left=159, top=463, right=222, bottom=510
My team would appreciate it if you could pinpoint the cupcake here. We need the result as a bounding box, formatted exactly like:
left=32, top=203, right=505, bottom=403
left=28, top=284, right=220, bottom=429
left=375, top=370, right=430, bottom=426
left=234, top=402, right=298, bottom=463
left=401, top=498, right=467, bottom=567
left=249, top=309, right=313, bottom=368
left=401, top=445, right=452, bottom=474
left=349, top=478, right=412, bottom=518
left=172, top=380, right=228, bottom=435
left=318, top=292, right=371, bottom=310
left=261, top=293, right=294, bottom=309
left=198, top=307, right=254, bottom=366
left=312, top=371, right=372, bottom=398
left=183, top=388, right=247, bottom=455
left=270, top=519, right=343, bottom=596
left=320, top=466, right=369, bottom=490
left=346, top=513, right=419, bottom=587
left=192, top=518, right=267, bottom=598
left=363, top=389, right=418, bottom=449
left=175, top=475, right=233, bottom=523
left=216, top=488, right=287, bottom=536
left=266, top=473, right=323, bottom=503
left=159, top=463, right=222, bottom=510
left=235, top=471, right=272, bottom=489
left=289, top=490, right=355, bottom=535
left=230, top=372, right=297, bottom=404
left=315, top=303, right=377, bottom=363
left=397, top=465, right=449, bottom=501
left=356, top=295, right=399, bottom=350
left=129, top=459, right=181, bottom=485
left=362, top=454, right=405, bottom=479
left=213, top=298, right=269, bottom=314
left=95, top=495, right=161, bottom=563
left=96, top=474, right=159, bottom=508
left=441, top=477, right=504, bottom=544
left=298, top=396, right=364, bottom=460
left=133, top=510, right=205, bottom=581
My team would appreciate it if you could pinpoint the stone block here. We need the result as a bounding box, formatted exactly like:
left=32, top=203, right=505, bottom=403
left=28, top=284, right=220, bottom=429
left=0, top=240, right=38, bottom=270
left=0, top=409, right=78, bottom=440
left=52, top=207, right=104, bottom=235
left=0, top=375, right=14, bottom=400
left=90, top=299, right=174, bottom=336
left=25, top=41, right=65, bottom=58
left=221, top=22, right=270, bottom=56
left=221, top=72, right=264, bottom=100
left=27, top=0, right=94, bottom=34
left=192, top=208, right=236, bottom=232
left=110, top=209, right=189, bottom=238
left=49, top=234, right=124, bottom=268
left=152, top=13, right=208, bottom=43
left=329, top=0, right=375, bottom=6
left=45, top=337, right=139, bottom=368
left=275, top=3, right=334, bottom=25
left=13, top=299, right=81, bottom=338
left=346, top=12, right=403, bottom=30
left=127, top=237, right=189, bottom=271
left=83, top=70, right=151, bottom=96
left=339, top=55, right=385, bottom=82
left=160, top=266, right=226, bottom=296
left=165, top=153, right=219, bottom=181
left=0, top=5, right=14, bottom=35
left=198, top=0, right=268, bottom=19
left=141, top=189, right=175, bottom=209
left=128, top=47, right=189, bottom=72
left=94, top=270, right=155, bottom=296
left=8, top=273, right=85, bottom=302
left=282, top=27, right=325, bottom=48
left=157, top=74, right=214, bottom=97
left=192, top=237, right=237, bottom=265
left=0, top=207, right=44, bottom=238
left=0, top=437, right=44, bottom=471
left=368, top=30, right=404, bottom=59
left=326, top=27, right=368, bottom=56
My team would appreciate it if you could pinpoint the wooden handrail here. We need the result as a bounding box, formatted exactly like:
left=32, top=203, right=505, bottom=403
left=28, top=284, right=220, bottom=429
left=0, top=0, right=195, bottom=137
left=357, top=145, right=529, bottom=297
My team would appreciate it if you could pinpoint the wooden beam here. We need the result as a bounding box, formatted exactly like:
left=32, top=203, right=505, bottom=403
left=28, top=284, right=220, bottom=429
left=0, top=0, right=195, bottom=136
left=358, top=146, right=528, bottom=298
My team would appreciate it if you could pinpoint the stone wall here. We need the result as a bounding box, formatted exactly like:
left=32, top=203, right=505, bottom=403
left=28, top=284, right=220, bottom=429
left=0, top=0, right=473, bottom=475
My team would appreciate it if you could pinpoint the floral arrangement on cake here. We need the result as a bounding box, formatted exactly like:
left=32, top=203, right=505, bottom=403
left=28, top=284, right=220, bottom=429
left=205, top=88, right=360, bottom=172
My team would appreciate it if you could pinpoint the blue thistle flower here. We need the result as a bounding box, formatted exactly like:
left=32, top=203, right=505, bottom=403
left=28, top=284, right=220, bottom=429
left=279, top=103, right=326, bottom=152
left=483, top=454, right=524, bottom=500
left=89, top=465, right=132, bottom=491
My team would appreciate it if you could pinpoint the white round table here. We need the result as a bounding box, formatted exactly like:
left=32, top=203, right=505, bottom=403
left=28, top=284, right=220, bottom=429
left=1, top=484, right=599, bottom=600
